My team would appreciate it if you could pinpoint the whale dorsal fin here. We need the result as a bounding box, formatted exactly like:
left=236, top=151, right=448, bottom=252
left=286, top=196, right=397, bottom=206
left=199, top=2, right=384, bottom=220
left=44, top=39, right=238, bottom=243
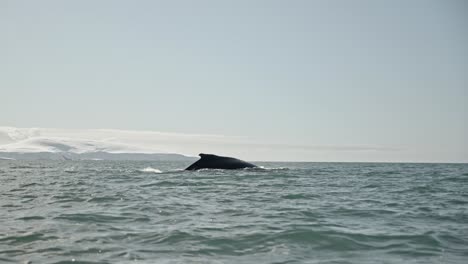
left=199, top=153, right=216, bottom=158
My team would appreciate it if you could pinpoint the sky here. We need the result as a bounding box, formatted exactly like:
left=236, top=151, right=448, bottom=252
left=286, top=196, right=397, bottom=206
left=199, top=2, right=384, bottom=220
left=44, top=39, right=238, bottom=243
left=1, top=0, right=467, bottom=162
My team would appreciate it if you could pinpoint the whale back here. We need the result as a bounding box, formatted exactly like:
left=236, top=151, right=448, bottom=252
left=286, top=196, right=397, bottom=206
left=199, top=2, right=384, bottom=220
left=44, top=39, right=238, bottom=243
left=185, top=153, right=256, bottom=170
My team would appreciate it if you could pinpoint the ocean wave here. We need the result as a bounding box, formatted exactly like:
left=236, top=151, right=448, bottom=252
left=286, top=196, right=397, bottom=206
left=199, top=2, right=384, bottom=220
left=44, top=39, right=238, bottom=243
left=54, top=213, right=131, bottom=223
left=9, top=165, right=37, bottom=169
left=2, top=160, right=468, bottom=264
left=0, top=232, right=59, bottom=245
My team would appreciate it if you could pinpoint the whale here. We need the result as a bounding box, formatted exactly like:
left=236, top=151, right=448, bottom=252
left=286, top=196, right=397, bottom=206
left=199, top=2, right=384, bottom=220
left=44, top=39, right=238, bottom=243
left=185, top=153, right=257, bottom=170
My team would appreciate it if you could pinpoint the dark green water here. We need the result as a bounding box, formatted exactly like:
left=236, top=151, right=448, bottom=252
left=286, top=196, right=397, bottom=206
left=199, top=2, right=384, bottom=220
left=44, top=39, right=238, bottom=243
left=1, top=161, right=467, bottom=263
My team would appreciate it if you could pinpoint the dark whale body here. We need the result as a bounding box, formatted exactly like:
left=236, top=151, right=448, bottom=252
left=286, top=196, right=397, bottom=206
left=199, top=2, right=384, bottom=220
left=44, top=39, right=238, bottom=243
left=185, top=153, right=257, bottom=170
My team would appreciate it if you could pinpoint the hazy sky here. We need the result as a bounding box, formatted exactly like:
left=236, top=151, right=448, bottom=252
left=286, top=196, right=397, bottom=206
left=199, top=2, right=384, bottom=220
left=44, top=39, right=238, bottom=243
left=1, top=0, right=467, bottom=162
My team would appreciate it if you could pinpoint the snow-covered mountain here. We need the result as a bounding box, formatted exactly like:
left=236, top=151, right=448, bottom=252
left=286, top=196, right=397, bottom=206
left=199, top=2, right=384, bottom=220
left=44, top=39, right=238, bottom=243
left=0, top=126, right=414, bottom=162
left=0, top=127, right=199, bottom=161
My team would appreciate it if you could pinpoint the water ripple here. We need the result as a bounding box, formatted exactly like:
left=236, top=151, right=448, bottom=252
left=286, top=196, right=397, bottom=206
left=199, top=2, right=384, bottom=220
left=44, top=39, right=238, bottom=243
left=0, top=160, right=467, bottom=263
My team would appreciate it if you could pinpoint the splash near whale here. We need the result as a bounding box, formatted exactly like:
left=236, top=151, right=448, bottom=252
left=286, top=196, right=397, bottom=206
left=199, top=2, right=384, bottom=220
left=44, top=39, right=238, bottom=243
left=185, top=153, right=257, bottom=170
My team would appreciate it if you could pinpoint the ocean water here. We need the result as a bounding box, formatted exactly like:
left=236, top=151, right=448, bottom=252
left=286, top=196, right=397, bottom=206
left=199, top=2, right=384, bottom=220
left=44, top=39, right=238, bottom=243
left=1, top=161, right=467, bottom=264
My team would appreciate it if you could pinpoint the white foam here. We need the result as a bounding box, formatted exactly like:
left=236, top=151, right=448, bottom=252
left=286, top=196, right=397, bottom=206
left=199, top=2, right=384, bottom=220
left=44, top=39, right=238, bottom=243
left=139, top=167, right=162, bottom=173
left=64, top=167, right=78, bottom=173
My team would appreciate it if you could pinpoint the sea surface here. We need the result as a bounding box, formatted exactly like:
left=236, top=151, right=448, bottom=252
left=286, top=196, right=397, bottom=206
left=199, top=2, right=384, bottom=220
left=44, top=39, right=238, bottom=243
left=1, top=160, right=467, bottom=264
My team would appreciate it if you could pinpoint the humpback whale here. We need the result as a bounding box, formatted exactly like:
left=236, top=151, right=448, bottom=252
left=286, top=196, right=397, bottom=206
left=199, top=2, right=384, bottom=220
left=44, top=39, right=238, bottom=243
left=185, top=153, right=257, bottom=170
